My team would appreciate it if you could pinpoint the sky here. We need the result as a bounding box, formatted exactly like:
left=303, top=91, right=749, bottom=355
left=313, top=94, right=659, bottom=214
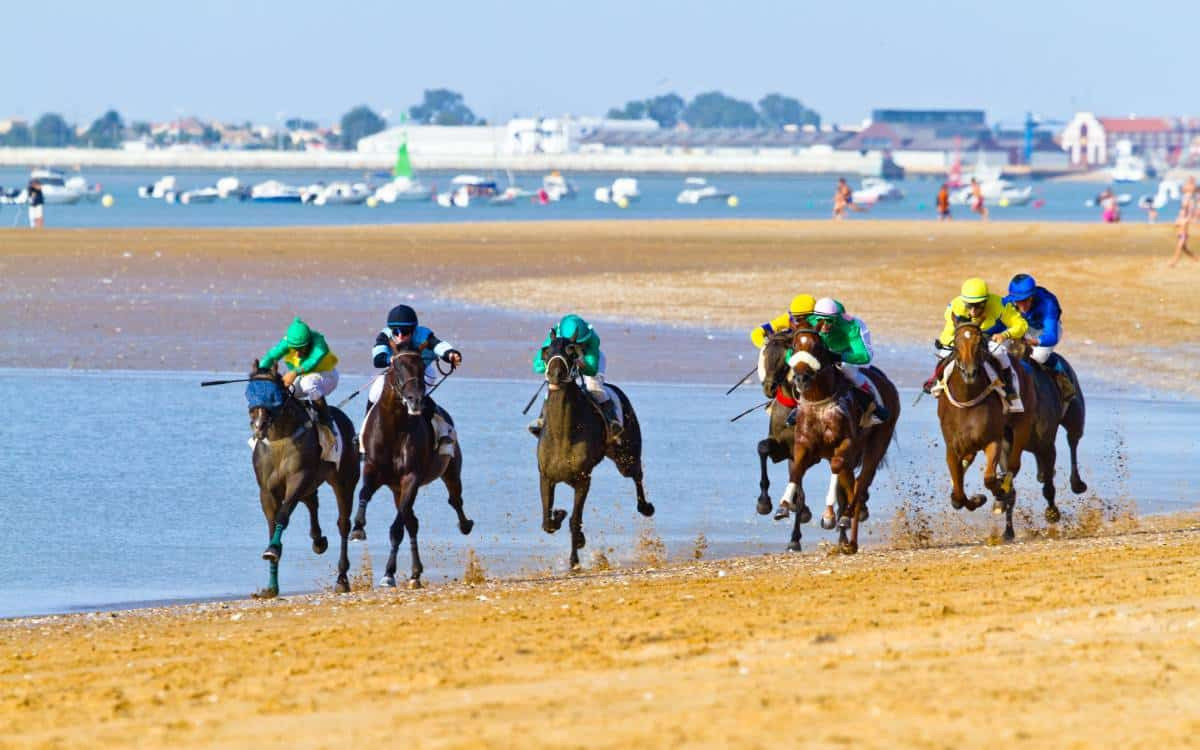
left=2, top=0, right=1186, bottom=129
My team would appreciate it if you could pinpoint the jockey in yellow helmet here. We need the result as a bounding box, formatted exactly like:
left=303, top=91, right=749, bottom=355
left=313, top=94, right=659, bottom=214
left=923, top=278, right=1028, bottom=412
left=749, top=294, right=816, bottom=348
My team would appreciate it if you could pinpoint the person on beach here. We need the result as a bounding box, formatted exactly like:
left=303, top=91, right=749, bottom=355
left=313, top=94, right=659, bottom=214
left=259, top=317, right=340, bottom=442
left=936, top=183, right=951, bottom=221
left=833, top=178, right=849, bottom=220
left=806, top=297, right=889, bottom=423
left=1099, top=188, right=1120, bottom=223
left=365, top=304, right=461, bottom=455
left=987, top=274, right=1073, bottom=400
left=969, top=178, right=988, bottom=221
left=529, top=313, right=621, bottom=440
left=27, top=179, right=44, bottom=229
left=1170, top=178, right=1197, bottom=267
left=923, top=278, right=1028, bottom=413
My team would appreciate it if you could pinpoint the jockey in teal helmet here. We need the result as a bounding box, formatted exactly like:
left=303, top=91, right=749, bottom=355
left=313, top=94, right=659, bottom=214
left=530, top=313, right=621, bottom=439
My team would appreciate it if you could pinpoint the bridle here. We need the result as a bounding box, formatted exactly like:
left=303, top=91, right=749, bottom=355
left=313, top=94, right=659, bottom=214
left=953, top=322, right=986, bottom=383
left=544, top=341, right=581, bottom=391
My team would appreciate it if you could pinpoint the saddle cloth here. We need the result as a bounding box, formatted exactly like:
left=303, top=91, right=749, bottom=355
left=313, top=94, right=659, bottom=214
left=247, top=414, right=341, bottom=464
left=601, top=385, right=624, bottom=427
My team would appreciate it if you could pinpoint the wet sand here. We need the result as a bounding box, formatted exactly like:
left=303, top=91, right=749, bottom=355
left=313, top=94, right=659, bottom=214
left=1, top=220, right=1196, bottom=393
left=4, top=514, right=1200, bottom=749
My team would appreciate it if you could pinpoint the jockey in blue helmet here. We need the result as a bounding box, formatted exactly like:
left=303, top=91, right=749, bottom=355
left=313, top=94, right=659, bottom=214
left=989, top=273, right=1074, bottom=399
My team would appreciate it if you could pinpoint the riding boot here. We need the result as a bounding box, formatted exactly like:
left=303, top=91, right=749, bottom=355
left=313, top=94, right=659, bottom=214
left=311, top=397, right=339, bottom=457
left=1003, top=367, right=1025, bottom=413
left=1053, top=370, right=1076, bottom=403
left=528, top=405, right=545, bottom=437
left=600, top=399, right=623, bottom=443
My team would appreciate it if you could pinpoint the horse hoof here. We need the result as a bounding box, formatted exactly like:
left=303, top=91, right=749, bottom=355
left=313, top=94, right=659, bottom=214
left=380, top=575, right=396, bottom=588
left=1045, top=506, right=1061, bottom=524
left=1037, top=470, right=1045, bottom=483
left=252, top=587, right=278, bottom=599
left=756, top=497, right=773, bottom=516
left=334, top=579, right=350, bottom=594
left=992, top=501, right=1005, bottom=515
left=820, top=513, right=836, bottom=531
left=799, top=504, right=813, bottom=524
left=773, top=508, right=791, bottom=522
left=1003, top=529, right=1015, bottom=542
left=1071, top=478, right=1088, bottom=494
left=638, top=501, right=655, bottom=517
left=350, top=528, right=366, bottom=542
left=857, top=507, right=869, bottom=523
left=837, top=515, right=851, bottom=530
left=408, top=579, right=423, bottom=590
left=951, top=495, right=965, bottom=510
left=839, top=541, right=859, bottom=555
left=460, top=519, right=475, bottom=535
left=261, top=544, right=281, bottom=562
left=573, top=531, right=586, bottom=550
left=967, top=494, right=988, bottom=511
left=312, top=536, right=328, bottom=555
left=553, top=509, right=567, bottom=529
left=787, top=541, right=802, bottom=552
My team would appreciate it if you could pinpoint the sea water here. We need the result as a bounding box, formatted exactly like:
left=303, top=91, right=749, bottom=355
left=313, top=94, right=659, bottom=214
left=1, top=369, right=1196, bottom=618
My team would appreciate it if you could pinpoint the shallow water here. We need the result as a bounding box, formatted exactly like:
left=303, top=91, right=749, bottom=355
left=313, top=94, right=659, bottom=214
left=2, top=369, right=1196, bottom=618
left=0, top=168, right=1154, bottom=227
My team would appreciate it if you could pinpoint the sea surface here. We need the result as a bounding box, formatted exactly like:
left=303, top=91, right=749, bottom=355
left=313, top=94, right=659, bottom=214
left=2, top=368, right=1196, bottom=618
left=0, top=168, right=1163, bottom=227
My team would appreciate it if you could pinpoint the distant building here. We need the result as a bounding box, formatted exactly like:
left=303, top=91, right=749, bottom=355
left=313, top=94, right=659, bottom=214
left=871, top=109, right=987, bottom=128
left=1060, top=112, right=1200, bottom=166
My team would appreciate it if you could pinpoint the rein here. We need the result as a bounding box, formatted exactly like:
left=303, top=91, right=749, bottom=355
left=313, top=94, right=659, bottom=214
left=936, top=360, right=1008, bottom=412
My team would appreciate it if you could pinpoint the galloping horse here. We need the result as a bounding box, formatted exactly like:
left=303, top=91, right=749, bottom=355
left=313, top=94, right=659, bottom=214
left=756, top=330, right=813, bottom=549
left=352, top=350, right=473, bottom=588
left=1004, top=339, right=1089, bottom=519
left=536, top=335, right=653, bottom=569
left=777, top=329, right=900, bottom=553
left=934, top=323, right=1036, bottom=540
left=246, top=362, right=359, bottom=597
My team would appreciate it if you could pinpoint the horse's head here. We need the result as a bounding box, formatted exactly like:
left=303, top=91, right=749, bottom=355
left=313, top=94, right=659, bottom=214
left=760, top=329, right=794, bottom=399
left=953, top=323, right=987, bottom=384
left=788, top=328, right=837, bottom=389
left=386, top=350, right=426, bottom=416
left=246, top=359, right=287, bottom=440
left=541, top=332, right=581, bottom=390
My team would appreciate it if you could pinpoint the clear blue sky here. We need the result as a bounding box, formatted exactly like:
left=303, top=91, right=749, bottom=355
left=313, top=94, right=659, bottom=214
left=3, top=0, right=1183, bottom=129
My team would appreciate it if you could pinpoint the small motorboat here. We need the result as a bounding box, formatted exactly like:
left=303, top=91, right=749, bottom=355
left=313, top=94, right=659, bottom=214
left=373, top=176, right=433, bottom=203
left=303, top=182, right=371, bottom=206
left=247, top=180, right=303, bottom=203
left=951, top=179, right=1032, bottom=207
left=676, top=177, right=736, bottom=205
left=594, top=177, right=641, bottom=205
left=542, top=171, right=577, bottom=201
left=851, top=177, right=904, bottom=204
left=179, top=187, right=221, bottom=204
left=435, top=175, right=499, bottom=207
left=138, top=175, right=177, bottom=199
left=30, top=168, right=93, bottom=204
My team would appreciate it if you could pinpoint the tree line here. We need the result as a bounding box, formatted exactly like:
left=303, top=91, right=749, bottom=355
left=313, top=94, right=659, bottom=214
left=607, top=91, right=820, bottom=129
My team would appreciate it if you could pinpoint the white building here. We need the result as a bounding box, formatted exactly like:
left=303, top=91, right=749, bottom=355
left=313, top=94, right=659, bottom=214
left=357, top=117, right=659, bottom=157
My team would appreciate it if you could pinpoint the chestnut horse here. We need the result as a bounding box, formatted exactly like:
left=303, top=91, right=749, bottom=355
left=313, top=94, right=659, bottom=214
left=536, top=335, right=653, bottom=569
left=246, top=362, right=359, bottom=597
left=756, top=330, right=812, bottom=549
left=776, top=329, right=900, bottom=553
left=352, top=350, right=473, bottom=588
left=934, top=323, right=1036, bottom=540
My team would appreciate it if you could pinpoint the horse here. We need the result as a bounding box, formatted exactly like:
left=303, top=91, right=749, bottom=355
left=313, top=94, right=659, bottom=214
left=246, top=361, right=359, bottom=597
left=934, top=323, right=1036, bottom=540
left=536, top=335, right=653, bottom=569
left=1004, top=339, right=1089, bottom=519
left=351, top=350, right=473, bottom=588
left=756, top=330, right=813, bottom=550
left=776, top=329, right=900, bottom=553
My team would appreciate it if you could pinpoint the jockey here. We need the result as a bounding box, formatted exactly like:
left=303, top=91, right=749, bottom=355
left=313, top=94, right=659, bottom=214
left=749, top=293, right=816, bottom=348
left=991, top=273, right=1074, bottom=400
left=529, top=313, right=621, bottom=439
left=807, top=298, right=890, bottom=423
left=366, top=304, right=461, bottom=455
left=925, top=278, right=1027, bottom=412
left=260, top=317, right=340, bottom=435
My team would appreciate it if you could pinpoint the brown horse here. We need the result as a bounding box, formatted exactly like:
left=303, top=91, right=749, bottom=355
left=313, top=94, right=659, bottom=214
left=934, top=323, right=1036, bottom=540
left=352, top=350, right=473, bottom=588
left=757, top=330, right=812, bottom=550
left=247, top=362, right=359, bottom=597
left=776, top=329, right=900, bottom=553
left=536, top=335, right=652, bottom=569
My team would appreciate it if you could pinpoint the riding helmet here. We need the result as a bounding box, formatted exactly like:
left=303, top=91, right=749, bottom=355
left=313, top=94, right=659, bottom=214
left=788, top=294, right=816, bottom=317
left=812, top=297, right=844, bottom=318
left=285, top=317, right=312, bottom=347
left=387, top=304, right=419, bottom=330
left=1007, top=274, right=1037, bottom=301
left=558, top=314, right=593, bottom=343
left=960, top=278, right=989, bottom=303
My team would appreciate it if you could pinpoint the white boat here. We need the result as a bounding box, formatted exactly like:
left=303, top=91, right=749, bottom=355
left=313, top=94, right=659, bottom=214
left=179, top=187, right=221, bottom=204
left=303, top=182, right=371, bottom=206
left=29, top=168, right=92, bottom=205
left=247, top=180, right=303, bottom=203
left=676, top=177, right=735, bottom=205
left=138, top=175, right=177, bottom=199
left=373, top=140, right=433, bottom=203
left=594, top=177, right=641, bottom=204
left=851, top=177, right=904, bottom=204
left=1111, top=155, right=1149, bottom=183
left=951, top=179, right=1033, bottom=207
left=435, top=175, right=499, bottom=208
left=216, top=177, right=240, bottom=199
left=541, top=171, right=577, bottom=201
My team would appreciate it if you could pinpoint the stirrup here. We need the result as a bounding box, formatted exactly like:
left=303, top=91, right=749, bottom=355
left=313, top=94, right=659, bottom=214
left=528, top=418, right=544, bottom=437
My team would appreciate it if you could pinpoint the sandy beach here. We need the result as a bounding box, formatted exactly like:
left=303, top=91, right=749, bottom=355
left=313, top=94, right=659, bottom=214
left=3, top=220, right=1199, bottom=747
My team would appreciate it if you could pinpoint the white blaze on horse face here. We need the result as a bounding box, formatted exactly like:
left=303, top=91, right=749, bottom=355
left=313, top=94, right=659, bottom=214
left=825, top=473, right=839, bottom=508
left=788, top=350, right=822, bottom=372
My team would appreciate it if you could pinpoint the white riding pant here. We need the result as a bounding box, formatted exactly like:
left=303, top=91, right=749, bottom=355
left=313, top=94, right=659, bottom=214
left=583, top=352, right=609, bottom=402
left=838, top=363, right=884, bottom=407
left=1026, top=327, right=1055, bottom=364
left=292, top=369, right=339, bottom=401
left=367, top=362, right=437, bottom=403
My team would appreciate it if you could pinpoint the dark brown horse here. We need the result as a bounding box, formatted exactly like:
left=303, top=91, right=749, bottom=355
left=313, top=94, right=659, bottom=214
left=1004, top=339, right=1089, bottom=519
left=247, top=362, right=359, bottom=597
left=777, top=329, right=900, bottom=553
left=934, top=323, right=1036, bottom=540
left=536, top=335, right=653, bottom=569
left=352, top=350, right=473, bottom=588
left=756, top=330, right=812, bottom=550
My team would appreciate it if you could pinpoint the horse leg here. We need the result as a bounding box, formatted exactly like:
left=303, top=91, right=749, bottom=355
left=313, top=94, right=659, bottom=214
left=541, top=474, right=566, bottom=533
left=351, top=466, right=383, bottom=541
left=822, top=472, right=841, bottom=530
left=756, top=439, right=775, bottom=515
left=402, top=503, right=424, bottom=589
left=627, top=463, right=654, bottom=518
left=775, top=445, right=809, bottom=521
left=441, top=456, right=474, bottom=535
left=567, top=476, right=591, bottom=570
left=1065, top=406, right=1088, bottom=494
left=1037, top=444, right=1060, bottom=523
left=331, top=477, right=354, bottom=593
left=259, top=482, right=306, bottom=596
left=381, top=504, right=404, bottom=589
left=254, top=486, right=281, bottom=599
left=982, top=440, right=1005, bottom=511
left=945, top=445, right=977, bottom=511
left=303, top=493, right=328, bottom=555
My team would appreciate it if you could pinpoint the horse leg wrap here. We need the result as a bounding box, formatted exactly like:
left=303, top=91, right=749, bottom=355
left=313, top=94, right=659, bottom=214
left=779, top=482, right=798, bottom=510
left=270, top=524, right=286, bottom=547
left=825, top=474, right=839, bottom=508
